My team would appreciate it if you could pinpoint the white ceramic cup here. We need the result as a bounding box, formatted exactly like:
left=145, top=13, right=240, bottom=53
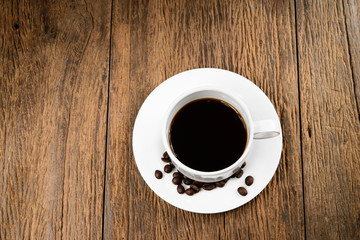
left=162, top=87, right=280, bottom=182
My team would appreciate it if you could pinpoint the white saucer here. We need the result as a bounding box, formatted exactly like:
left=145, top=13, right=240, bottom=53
left=132, top=68, right=283, bottom=214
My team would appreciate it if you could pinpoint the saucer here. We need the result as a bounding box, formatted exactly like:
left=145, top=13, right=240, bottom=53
left=132, top=68, right=283, bottom=214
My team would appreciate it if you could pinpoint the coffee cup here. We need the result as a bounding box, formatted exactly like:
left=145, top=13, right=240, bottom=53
left=162, top=87, right=280, bottom=183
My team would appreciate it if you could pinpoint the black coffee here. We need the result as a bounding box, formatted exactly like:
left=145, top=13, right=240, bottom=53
left=169, top=98, right=247, bottom=172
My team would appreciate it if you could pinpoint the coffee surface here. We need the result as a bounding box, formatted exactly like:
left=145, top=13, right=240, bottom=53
left=169, top=98, right=247, bottom=172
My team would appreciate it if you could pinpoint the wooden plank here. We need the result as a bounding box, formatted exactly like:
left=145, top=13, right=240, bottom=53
left=0, top=0, right=111, bottom=239
left=296, top=0, right=360, bottom=239
left=103, top=0, right=131, bottom=239
left=105, top=0, right=226, bottom=238
left=221, top=0, right=304, bottom=239
left=343, top=0, right=360, bottom=118
left=105, top=0, right=304, bottom=239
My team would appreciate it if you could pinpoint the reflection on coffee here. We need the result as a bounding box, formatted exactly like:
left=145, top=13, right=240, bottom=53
left=169, top=98, right=247, bottom=172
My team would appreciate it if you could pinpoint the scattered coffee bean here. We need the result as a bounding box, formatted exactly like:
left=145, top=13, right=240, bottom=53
left=235, top=169, right=243, bottom=178
left=173, top=172, right=183, bottom=178
left=183, top=178, right=193, bottom=185
left=177, top=185, right=185, bottom=194
left=155, top=170, right=163, bottom=179
left=216, top=181, right=225, bottom=188
left=192, top=181, right=203, bottom=188
left=190, top=184, right=200, bottom=193
left=245, top=176, right=254, bottom=186
left=185, top=188, right=195, bottom=196
left=164, top=164, right=173, bottom=173
left=237, top=187, right=247, bottom=196
left=203, top=183, right=216, bottom=191
left=159, top=153, right=253, bottom=196
left=161, top=157, right=171, bottom=163
left=172, top=177, right=182, bottom=185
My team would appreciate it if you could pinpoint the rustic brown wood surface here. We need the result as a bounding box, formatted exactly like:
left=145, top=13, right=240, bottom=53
left=1, top=0, right=359, bottom=239
left=296, top=0, right=360, bottom=239
left=0, top=0, right=111, bottom=239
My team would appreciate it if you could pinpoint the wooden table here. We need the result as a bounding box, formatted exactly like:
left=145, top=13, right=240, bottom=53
left=1, top=0, right=359, bottom=239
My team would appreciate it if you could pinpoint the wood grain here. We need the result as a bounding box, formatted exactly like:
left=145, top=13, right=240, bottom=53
left=105, top=0, right=226, bottom=239
left=343, top=0, right=360, bottom=119
left=0, top=0, right=111, bottom=239
left=103, top=0, right=130, bottom=239
left=220, top=1, right=305, bottom=239
left=104, top=0, right=304, bottom=239
left=296, top=0, right=360, bottom=239
left=2, top=0, right=359, bottom=239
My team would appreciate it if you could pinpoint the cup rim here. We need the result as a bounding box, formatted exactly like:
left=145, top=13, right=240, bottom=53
left=162, top=87, right=254, bottom=177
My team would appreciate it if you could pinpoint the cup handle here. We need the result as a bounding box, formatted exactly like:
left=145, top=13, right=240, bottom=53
left=253, top=120, right=280, bottom=139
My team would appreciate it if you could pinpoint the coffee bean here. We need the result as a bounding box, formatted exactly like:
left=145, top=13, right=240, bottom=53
left=224, top=178, right=229, bottom=183
left=155, top=170, right=162, bottom=179
left=163, top=151, right=169, bottom=158
left=203, top=183, right=216, bottom=191
left=235, top=169, right=243, bottom=178
left=241, top=162, right=246, bottom=168
left=185, top=188, right=195, bottom=196
left=173, top=172, right=183, bottom=178
left=245, top=176, right=254, bottom=186
left=237, top=187, right=247, bottom=196
left=231, top=173, right=237, bottom=178
left=183, top=178, right=193, bottom=185
left=164, top=164, right=173, bottom=173
left=177, top=185, right=185, bottom=194
left=215, top=181, right=225, bottom=188
left=183, top=175, right=188, bottom=179
left=190, top=184, right=200, bottom=193
left=172, top=177, right=182, bottom=185
left=192, top=181, right=203, bottom=187
left=161, top=157, right=171, bottom=163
